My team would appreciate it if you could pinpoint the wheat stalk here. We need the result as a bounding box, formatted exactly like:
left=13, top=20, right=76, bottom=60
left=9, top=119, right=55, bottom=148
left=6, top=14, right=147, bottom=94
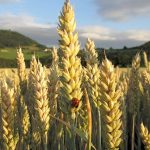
left=31, top=116, right=41, bottom=149
left=26, top=55, right=43, bottom=148
left=84, top=38, right=100, bottom=108
left=58, top=0, right=82, bottom=120
left=16, top=48, right=26, bottom=82
left=83, top=88, right=92, bottom=150
left=48, top=47, right=60, bottom=118
left=32, top=61, right=50, bottom=149
left=85, top=38, right=99, bottom=65
left=21, top=101, right=30, bottom=140
left=140, top=59, right=150, bottom=128
left=100, top=57, right=122, bottom=150
left=16, top=48, right=31, bottom=149
left=118, top=74, right=129, bottom=150
left=27, top=55, right=37, bottom=111
left=0, top=79, right=16, bottom=150
left=127, top=53, right=141, bottom=150
left=17, top=94, right=30, bottom=148
left=141, top=70, right=150, bottom=88
left=143, top=51, right=150, bottom=73
left=127, top=53, right=141, bottom=114
left=140, top=123, right=150, bottom=150
left=52, top=47, right=59, bottom=64
left=84, top=38, right=101, bottom=149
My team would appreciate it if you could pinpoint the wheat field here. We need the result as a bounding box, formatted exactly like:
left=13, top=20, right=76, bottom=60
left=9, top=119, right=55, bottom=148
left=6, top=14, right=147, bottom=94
left=0, top=1, right=150, bottom=150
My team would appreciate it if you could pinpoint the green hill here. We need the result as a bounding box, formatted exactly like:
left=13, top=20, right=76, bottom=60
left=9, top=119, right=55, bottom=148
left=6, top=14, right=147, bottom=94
left=0, top=30, right=52, bottom=68
left=0, top=30, right=45, bottom=49
left=134, top=41, right=150, bottom=50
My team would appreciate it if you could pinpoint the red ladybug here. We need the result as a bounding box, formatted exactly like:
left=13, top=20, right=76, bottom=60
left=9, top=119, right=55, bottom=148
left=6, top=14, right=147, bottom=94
left=71, top=98, right=80, bottom=108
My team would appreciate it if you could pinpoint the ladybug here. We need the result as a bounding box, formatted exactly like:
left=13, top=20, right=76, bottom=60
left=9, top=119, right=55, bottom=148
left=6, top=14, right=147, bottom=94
left=71, top=98, right=80, bottom=108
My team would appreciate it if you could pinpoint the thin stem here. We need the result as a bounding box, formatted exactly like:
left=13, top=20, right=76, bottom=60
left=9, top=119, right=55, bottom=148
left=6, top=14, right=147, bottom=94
left=84, top=88, right=92, bottom=150
left=42, top=133, right=48, bottom=150
left=97, top=109, right=102, bottom=150
left=131, top=114, right=136, bottom=150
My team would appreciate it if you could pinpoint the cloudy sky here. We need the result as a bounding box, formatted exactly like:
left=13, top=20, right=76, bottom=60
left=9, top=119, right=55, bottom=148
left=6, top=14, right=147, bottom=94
left=0, top=0, right=150, bottom=48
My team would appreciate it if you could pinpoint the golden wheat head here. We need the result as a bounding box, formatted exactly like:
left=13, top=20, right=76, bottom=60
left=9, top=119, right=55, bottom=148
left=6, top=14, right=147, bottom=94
left=58, top=0, right=82, bottom=119
left=100, top=58, right=122, bottom=150
left=0, top=79, right=16, bottom=150
left=140, top=123, right=150, bottom=150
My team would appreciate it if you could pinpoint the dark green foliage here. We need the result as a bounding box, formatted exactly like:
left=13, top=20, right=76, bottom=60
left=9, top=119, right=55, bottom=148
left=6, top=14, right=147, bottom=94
left=97, top=49, right=150, bottom=67
left=0, top=30, right=53, bottom=67
left=0, top=30, right=45, bottom=49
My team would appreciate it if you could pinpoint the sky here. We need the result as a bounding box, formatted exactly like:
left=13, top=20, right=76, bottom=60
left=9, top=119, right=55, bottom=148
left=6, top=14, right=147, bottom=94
left=0, top=0, right=150, bottom=48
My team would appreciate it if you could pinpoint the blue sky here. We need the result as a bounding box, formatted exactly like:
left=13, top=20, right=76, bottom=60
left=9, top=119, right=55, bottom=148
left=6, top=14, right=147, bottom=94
left=0, top=0, right=150, bottom=48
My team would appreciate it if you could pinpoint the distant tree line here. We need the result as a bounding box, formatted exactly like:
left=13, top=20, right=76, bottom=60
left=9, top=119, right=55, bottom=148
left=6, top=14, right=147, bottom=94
left=79, top=48, right=149, bottom=68
left=0, top=48, right=149, bottom=68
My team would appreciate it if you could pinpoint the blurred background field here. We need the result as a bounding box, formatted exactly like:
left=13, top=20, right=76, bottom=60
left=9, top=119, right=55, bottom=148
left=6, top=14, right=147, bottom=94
left=0, top=30, right=150, bottom=68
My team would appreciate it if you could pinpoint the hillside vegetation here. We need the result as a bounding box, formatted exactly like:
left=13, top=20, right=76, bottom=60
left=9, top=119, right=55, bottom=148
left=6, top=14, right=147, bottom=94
left=0, top=30, right=51, bottom=67
left=94, top=41, right=150, bottom=67
left=0, top=30, right=45, bottom=49
left=0, top=30, right=150, bottom=68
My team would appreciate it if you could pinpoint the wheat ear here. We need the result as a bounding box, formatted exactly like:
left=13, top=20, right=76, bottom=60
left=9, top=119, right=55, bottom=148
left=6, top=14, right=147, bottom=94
left=16, top=48, right=26, bottom=82
left=58, top=0, right=82, bottom=120
left=140, top=123, right=150, bottom=150
left=85, top=38, right=100, bottom=108
left=27, top=55, right=37, bottom=111
left=0, top=79, right=16, bottom=150
left=16, top=48, right=30, bottom=149
left=26, top=55, right=42, bottom=148
left=84, top=38, right=101, bottom=149
left=118, top=74, right=129, bottom=150
left=48, top=47, right=60, bottom=118
left=100, top=58, right=122, bottom=150
left=127, top=53, right=141, bottom=114
left=16, top=48, right=27, bottom=95
left=33, top=61, right=50, bottom=149
left=140, top=53, right=150, bottom=128
left=127, top=53, right=141, bottom=150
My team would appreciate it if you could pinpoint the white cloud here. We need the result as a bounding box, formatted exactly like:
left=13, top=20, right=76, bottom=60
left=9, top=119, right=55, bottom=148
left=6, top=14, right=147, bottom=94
left=127, top=30, right=150, bottom=41
left=78, top=26, right=150, bottom=48
left=94, top=0, right=150, bottom=21
left=0, top=13, right=57, bottom=46
left=0, top=13, right=150, bottom=48
left=80, top=32, right=115, bottom=40
left=0, top=0, right=20, bottom=4
left=79, top=26, right=116, bottom=40
left=0, top=13, right=51, bottom=29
